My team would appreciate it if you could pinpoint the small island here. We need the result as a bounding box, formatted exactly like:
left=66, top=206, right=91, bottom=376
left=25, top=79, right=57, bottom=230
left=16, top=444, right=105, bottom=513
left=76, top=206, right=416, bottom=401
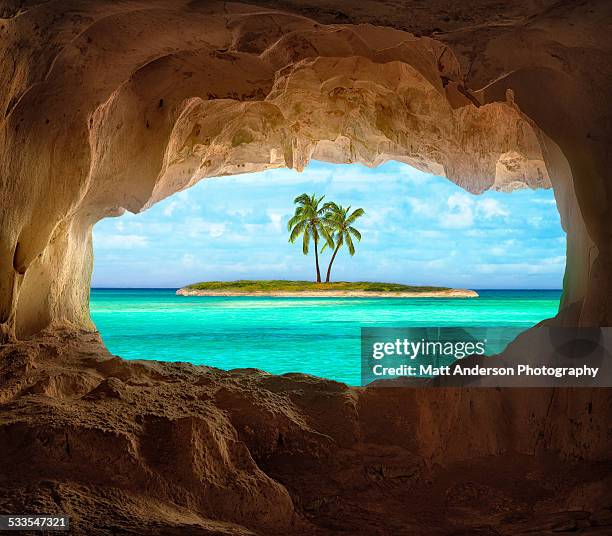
left=176, top=280, right=478, bottom=298
left=177, top=195, right=479, bottom=299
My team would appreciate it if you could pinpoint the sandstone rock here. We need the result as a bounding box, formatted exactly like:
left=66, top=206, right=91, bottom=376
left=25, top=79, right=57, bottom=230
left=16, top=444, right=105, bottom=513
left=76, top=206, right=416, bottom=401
left=4, top=0, right=609, bottom=339
left=0, top=332, right=611, bottom=534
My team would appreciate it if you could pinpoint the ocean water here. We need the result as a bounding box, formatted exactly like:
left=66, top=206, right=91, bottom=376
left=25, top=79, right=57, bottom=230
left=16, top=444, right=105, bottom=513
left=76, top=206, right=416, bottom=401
left=90, top=289, right=561, bottom=385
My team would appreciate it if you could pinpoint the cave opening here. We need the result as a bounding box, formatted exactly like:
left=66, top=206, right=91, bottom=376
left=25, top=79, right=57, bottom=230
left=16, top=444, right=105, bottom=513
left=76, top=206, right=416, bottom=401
left=5, top=16, right=598, bottom=343
left=90, top=160, right=566, bottom=384
left=2, top=3, right=611, bottom=533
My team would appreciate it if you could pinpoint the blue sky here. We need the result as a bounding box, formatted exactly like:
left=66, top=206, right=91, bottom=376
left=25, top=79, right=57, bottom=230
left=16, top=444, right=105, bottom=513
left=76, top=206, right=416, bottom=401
left=92, top=161, right=566, bottom=289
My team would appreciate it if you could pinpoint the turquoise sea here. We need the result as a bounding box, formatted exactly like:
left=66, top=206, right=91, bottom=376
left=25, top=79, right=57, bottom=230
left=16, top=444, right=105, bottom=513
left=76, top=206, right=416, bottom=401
left=91, top=289, right=561, bottom=385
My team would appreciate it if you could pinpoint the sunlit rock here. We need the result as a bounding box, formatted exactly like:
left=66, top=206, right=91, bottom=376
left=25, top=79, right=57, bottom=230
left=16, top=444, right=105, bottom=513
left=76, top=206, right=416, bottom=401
left=6, top=1, right=606, bottom=339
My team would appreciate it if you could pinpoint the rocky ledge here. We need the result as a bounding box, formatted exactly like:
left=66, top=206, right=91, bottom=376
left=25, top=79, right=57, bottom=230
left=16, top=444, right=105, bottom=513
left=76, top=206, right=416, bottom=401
left=1, top=330, right=611, bottom=535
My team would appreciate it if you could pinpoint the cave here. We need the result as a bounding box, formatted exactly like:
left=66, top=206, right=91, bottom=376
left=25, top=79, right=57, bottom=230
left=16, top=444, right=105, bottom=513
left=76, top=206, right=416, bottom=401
left=1, top=1, right=611, bottom=535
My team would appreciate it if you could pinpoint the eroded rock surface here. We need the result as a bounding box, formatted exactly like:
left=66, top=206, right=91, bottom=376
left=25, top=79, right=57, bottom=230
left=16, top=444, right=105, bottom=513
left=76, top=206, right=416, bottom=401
left=1, top=1, right=610, bottom=339
left=1, top=3, right=612, bottom=534
left=1, top=332, right=611, bottom=535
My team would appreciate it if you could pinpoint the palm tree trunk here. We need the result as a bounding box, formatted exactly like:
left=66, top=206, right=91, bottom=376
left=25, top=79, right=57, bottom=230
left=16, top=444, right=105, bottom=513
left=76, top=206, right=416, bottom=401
left=314, top=235, right=321, bottom=282
left=325, top=243, right=341, bottom=283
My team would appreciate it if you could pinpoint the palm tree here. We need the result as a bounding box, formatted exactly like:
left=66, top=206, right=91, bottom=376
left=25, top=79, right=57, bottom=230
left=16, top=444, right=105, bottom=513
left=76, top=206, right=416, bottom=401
left=321, top=203, right=365, bottom=283
left=287, top=193, right=333, bottom=282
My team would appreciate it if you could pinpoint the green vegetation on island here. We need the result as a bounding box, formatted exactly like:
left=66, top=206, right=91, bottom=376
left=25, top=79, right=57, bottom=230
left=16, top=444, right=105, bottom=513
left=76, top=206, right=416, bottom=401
left=182, top=280, right=452, bottom=293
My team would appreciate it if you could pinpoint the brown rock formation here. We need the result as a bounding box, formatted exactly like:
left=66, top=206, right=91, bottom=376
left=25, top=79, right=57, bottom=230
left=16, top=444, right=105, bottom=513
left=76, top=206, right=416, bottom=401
left=4, top=0, right=610, bottom=339
left=1, top=1, right=612, bottom=534
left=1, top=332, right=611, bottom=535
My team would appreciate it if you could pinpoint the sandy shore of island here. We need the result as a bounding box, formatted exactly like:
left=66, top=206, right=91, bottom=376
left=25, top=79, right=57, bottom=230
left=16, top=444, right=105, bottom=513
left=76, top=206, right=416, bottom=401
left=176, top=288, right=479, bottom=298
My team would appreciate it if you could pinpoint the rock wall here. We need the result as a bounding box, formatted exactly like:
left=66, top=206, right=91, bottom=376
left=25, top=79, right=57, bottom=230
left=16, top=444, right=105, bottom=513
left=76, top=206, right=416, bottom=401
left=3, top=0, right=609, bottom=339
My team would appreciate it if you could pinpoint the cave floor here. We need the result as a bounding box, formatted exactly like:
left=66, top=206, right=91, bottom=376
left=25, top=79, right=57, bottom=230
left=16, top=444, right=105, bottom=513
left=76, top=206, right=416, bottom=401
left=1, top=331, right=611, bottom=535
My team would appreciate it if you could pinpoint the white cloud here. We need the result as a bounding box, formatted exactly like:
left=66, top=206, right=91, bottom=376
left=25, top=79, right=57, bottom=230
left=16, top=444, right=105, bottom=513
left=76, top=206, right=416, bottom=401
left=266, top=209, right=287, bottom=232
left=439, top=196, right=509, bottom=228
left=187, top=218, right=226, bottom=238
left=477, top=198, right=509, bottom=219
left=163, top=201, right=179, bottom=216
left=407, top=197, right=432, bottom=216
left=442, top=211, right=473, bottom=228
left=227, top=208, right=253, bottom=218
left=532, top=198, right=557, bottom=205
left=541, top=255, right=566, bottom=266
left=441, top=193, right=474, bottom=228
left=94, top=233, right=148, bottom=249
left=402, top=167, right=433, bottom=185
left=209, top=224, right=225, bottom=238
left=360, top=206, right=393, bottom=229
